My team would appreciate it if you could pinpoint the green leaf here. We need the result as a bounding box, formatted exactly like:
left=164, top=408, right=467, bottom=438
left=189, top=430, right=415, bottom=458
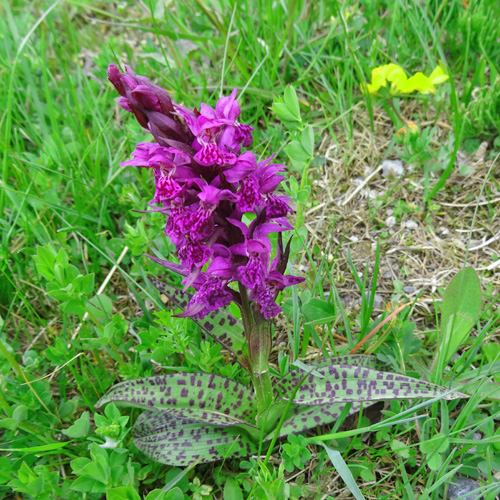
left=271, top=102, right=300, bottom=124
left=133, top=411, right=258, bottom=466
left=63, top=299, right=87, bottom=316
left=300, top=126, right=314, bottom=157
left=97, top=372, right=257, bottom=428
left=33, top=244, right=57, bottom=281
left=420, top=433, right=449, bottom=454
left=427, top=452, right=443, bottom=471
left=71, top=476, right=103, bottom=493
left=322, top=446, right=366, bottom=500
left=302, top=298, right=335, bottom=324
left=164, top=488, right=185, bottom=500
left=295, top=186, right=311, bottom=203
left=107, top=485, right=141, bottom=500
left=223, top=478, right=244, bottom=500
left=148, top=276, right=249, bottom=370
left=62, top=411, right=90, bottom=438
left=0, top=442, right=68, bottom=453
left=277, top=364, right=466, bottom=406
left=286, top=141, right=310, bottom=171
left=87, top=294, right=113, bottom=320
left=283, top=86, right=301, bottom=121
left=440, top=267, right=482, bottom=364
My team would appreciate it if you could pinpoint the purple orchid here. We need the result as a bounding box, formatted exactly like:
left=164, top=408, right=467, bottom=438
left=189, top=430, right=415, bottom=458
left=109, top=64, right=303, bottom=322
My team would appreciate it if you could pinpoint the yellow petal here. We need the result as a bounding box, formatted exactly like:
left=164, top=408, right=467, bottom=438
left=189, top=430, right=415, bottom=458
left=402, top=72, right=435, bottom=94
left=386, top=64, right=408, bottom=94
left=428, top=65, right=449, bottom=85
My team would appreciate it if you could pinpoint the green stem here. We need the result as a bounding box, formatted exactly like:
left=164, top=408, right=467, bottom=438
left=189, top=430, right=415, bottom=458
left=295, top=156, right=313, bottom=229
left=239, top=285, right=273, bottom=417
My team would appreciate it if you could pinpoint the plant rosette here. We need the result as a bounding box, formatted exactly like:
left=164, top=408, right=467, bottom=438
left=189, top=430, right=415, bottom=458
left=97, top=66, right=466, bottom=466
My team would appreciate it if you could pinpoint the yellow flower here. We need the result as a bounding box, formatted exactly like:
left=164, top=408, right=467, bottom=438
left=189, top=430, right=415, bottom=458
left=363, top=63, right=449, bottom=96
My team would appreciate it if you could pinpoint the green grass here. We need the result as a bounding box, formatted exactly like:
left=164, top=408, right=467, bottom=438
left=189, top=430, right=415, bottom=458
left=1, top=0, right=500, bottom=498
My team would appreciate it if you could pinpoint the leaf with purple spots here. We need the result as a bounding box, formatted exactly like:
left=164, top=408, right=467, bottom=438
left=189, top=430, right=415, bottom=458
left=301, top=355, right=388, bottom=372
left=97, top=373, right=258, bottom=428
left=148, top=276, right=249, bottom=370
left=133, top=411, right=258, bottom=466
left=264, top=402, right=375, bottom=440
left=277, top=364, right=467, bottom=406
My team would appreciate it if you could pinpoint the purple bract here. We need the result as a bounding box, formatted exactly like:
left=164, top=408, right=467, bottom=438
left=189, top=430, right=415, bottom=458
left=109, top=64, right=304, bottom=320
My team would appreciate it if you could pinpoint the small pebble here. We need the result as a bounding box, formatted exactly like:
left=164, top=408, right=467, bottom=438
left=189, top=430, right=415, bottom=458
left=349, top=235, right=359, bottom=243
left=385, top=216, right=397, bottom=228
left=447, top=477, right=483, bottom=500
left=365, top=292, right=383, bottom=309
left=405, top=219, right=418, bottom=230
left=468, top=432, right=483, bottom=454
left=382, top=271, right=393, bottom=279
left=403, top=286, right=414, bottom=294
left=381, top=159, right=404, bottom=178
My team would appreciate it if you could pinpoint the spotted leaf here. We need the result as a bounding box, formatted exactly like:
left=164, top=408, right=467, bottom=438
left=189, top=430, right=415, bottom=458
left=264, top=401, right=374, bottom=440
left=96, top=373, right=258, bottom=428
left=307, top=355, right=387, bottom=371
left=277, top=364, right=466, bottom=406
left=133, top=411, right=258, bottom=466
left=148, top=276, right=249, bottom=370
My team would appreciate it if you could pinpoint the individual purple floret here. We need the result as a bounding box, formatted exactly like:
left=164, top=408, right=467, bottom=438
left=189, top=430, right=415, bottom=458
left=109, top=64, right=304, bottom=320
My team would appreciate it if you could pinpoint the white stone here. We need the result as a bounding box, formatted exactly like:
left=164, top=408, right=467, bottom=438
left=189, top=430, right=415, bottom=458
left=405, top=219, right=418, bottom=230
left=385, top=216, right=397, bottom=228
left=381, top=159, right=404, bottom=178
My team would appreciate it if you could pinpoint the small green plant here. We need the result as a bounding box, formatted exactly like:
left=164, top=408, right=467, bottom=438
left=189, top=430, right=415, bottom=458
left=281, top=434, right=311, bottom=472
left=33, top=244, right=94, bottom=317
left=271, top=86, right=315, bottom=230
left=461, top=76, right=500, bottom=140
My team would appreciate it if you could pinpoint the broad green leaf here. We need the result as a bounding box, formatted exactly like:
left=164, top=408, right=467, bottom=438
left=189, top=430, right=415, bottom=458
left=302, top=298, right=335, bottom=324
left=87, top=294, right=113, bottom=319
left=148, top=276, right=249, bottom=370
left=277, top=364, right=466, bottom=406
left=133, top=411, right=258, bottom=466
left=295, top=186, right=311, bottom=203
left=97, top=372, right=257, bottom=428
left=271, top=102, right=300, bottom=124
left=300, top=126, right=314, bottom=157
left=107, top=485, right=141, bottom=500
left=440, top=267, right=482, bottom=364
left=420, top=433, right=449, bottom=454
left=283, top=86, right=301, bottom=121
left=164, top=489, right=184, bottom=500
left=223, top=478, right=244, bottom=500
left=62, top=411, right=90, bottom=438
left=286, top=141, right=310, bottom=171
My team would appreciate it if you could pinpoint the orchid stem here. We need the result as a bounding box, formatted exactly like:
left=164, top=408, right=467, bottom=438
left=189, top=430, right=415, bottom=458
left=239, top=284, right=273, bottom=418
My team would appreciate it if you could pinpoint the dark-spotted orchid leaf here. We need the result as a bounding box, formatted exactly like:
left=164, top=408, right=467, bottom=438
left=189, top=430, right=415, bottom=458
left=148, top=276, right=250, bottom=370
left=277, top=364, right=466, bottom=406
left=264, top=401, right=372, bottom=440
left=305, top=355, right=388, bottom=371
left=133, top=411, right=258, bottom=466
left=96, top=373, right=258, bottom=428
